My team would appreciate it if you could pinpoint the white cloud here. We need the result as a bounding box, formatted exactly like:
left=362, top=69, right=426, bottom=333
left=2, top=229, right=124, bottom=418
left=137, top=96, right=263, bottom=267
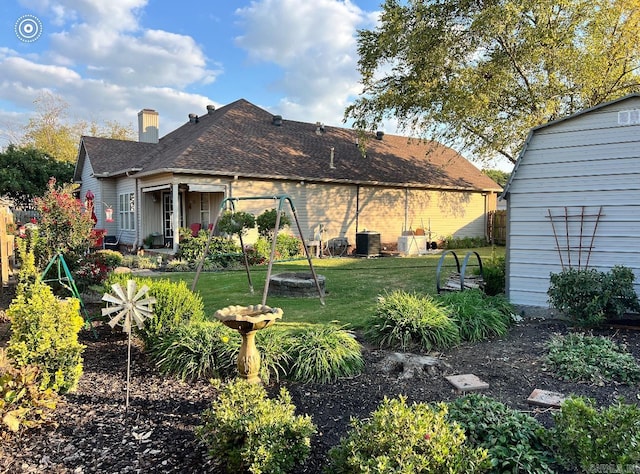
left=2, top=0, right=221, bottom=139
left=235, top=0, right=373, bottom=126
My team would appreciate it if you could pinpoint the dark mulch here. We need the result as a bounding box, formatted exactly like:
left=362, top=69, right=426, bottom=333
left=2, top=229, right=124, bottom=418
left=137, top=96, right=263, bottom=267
left=1, top=293, right=640, bottom=473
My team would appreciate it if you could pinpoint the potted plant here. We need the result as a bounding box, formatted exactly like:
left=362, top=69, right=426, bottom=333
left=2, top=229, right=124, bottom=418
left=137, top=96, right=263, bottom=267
left=143, top=234, right=155, bottom=249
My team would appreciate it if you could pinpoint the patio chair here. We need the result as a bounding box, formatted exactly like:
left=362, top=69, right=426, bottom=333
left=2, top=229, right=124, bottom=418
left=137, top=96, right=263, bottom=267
left=103, top=230, right=123, bottom=251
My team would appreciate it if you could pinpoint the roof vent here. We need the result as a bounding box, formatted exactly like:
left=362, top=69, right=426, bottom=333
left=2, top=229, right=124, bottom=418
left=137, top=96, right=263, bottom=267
left=315, top=122, right=325, bottom=135
left=189, top=113, right=199, bottom=124
left=272, top=115, right=283, bottom=126
left=375, top=130, right=384, bottom=140
left=330, top=147, right=336, bottom=169
left=206, top=105, right=216, bottom=115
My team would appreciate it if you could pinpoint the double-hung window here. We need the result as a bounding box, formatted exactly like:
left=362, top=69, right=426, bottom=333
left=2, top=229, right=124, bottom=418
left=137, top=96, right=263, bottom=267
left=119, top=192, right=135, bottom=230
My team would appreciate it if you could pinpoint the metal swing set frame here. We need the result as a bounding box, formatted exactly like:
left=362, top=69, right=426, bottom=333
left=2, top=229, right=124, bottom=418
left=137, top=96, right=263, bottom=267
left=191, top=194, right=325, bottom=306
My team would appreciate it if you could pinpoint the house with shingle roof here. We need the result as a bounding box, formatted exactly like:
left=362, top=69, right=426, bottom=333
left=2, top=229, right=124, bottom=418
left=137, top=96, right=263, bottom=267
left=74, top=99, right=501, bottom=253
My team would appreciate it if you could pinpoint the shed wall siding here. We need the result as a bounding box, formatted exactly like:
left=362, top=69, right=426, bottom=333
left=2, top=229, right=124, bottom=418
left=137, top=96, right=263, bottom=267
left=507, top=98, right=640, bottom=307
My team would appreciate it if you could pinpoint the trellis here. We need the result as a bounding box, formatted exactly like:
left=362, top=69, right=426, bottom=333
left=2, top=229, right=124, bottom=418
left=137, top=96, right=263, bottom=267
left=546, top=206, right=604, bottom=270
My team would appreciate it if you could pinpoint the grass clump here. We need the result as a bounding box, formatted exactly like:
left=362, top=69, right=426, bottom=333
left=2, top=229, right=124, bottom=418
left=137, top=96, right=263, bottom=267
left=327, top=396, right=489, bottom=473
left=285, top=325, right=364, bottom=383
left=197, top=379, right=315, bottom=474
left=439, top=290, right=513, bottom=342
left=548, top=397, right=640, bottom=472
left=148, top=321, right=239, bottom=381
left=367, top=290, right=460, bottom=351
left=544, top=333, right=640, bottom=385
left=447, top=394, right=556, bottom=473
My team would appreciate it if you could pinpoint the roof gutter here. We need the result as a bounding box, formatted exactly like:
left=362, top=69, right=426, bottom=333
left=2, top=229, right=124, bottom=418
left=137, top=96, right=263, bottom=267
left=92, top=167, right=142, bottom=178
left=135, top=167, right=502, bottom=193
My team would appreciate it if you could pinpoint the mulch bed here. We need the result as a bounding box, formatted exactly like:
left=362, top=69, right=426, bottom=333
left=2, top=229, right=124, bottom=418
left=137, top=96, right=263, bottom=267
left=1, top=297, right=640, bottom=473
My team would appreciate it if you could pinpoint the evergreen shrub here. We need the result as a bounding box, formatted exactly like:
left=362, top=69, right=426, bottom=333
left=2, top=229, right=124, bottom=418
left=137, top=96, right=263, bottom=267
left=7, top=280, right=85, bottom=393
left=327, top=396, right=489, bottom=473
left=105, top=274, right=205, bottom=346
left=548, top=397, right=640, bottom=471
left=197, top=379, right=316, bottom=473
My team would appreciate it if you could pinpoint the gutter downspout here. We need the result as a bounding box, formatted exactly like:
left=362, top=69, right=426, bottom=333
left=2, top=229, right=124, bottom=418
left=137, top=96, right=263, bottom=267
left=355, top=184, right=360, bottom=233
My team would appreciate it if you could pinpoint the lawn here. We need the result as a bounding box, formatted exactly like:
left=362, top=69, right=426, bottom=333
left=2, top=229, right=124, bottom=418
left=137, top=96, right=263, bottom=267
left=163, top=246, right=503, bottom=329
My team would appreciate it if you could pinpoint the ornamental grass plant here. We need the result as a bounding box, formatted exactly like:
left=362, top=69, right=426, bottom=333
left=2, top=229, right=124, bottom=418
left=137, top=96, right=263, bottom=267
left=367, top=290, right=460, bottom=351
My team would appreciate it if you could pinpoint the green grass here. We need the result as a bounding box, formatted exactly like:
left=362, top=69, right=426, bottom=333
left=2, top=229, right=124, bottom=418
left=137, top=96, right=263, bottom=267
left=162, top=247, right=502, bottom=329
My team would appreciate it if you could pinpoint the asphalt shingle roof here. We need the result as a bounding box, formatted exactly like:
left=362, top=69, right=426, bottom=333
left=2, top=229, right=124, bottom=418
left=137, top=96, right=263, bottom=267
left=79, top=99, right=501, bottom=192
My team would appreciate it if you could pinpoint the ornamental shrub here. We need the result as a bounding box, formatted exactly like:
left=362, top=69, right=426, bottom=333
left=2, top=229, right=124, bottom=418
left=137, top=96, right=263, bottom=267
left=33, top=178, right=95, bottom=269
left=0, top=349, right=59, bottom=438
left=105, top=274, right=205, bottom=346
left=7, top=280, right=85, bottom=393
left=479, top=252, right=505, bottom=296
left=547, top=266, right=640, bottom=327
left=367, top=290, right=460, bottom=351
left=256, top=208, right=291, bottom=238
left=446, top=394, right=556, bottom=474
left=197, top=379, right=316, bottom=474
left=548, top=397, right=640, bottom=471
left=217, top=210, right=255, bottom=236
left=285, top=325, right=364, bottom=383
left=544, top=333, right=640, bottom=385
left=177, top=233, right=242, bottom=268
left=327, top=396, right=489, bottom=473
left=253, top=234, right=303, bottom=262
left=439, top=290, right=512, bottom=342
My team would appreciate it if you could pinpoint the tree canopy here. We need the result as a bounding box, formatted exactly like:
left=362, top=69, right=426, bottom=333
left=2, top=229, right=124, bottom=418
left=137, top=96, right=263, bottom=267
left=0, top=145, right=74, bottom=208
left=346, top=0, right=640, bottom=163
left=22, top=92, right=135, bottom=163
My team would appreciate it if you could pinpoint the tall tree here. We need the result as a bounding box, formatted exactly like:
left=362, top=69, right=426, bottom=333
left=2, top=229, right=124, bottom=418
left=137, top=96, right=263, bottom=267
left=23, top=92, right=83, bottom=164
left=22, top=92, right=135, bottom=163
left=0, top=145, right=74, bottom=208
left=346, top=0, right=640, bottom=163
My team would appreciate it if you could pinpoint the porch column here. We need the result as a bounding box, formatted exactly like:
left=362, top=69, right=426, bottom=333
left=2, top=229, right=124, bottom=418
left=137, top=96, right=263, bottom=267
left=172, top=183, right=180, bottom=253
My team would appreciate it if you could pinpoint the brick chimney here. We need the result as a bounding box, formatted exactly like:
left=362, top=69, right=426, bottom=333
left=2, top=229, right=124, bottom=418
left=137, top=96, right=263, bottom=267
left=138, top=109, right=159, bottom=143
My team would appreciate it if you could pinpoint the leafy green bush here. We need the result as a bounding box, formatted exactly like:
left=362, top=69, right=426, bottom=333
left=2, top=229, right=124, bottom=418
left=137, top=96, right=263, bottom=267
left=148, top=321, right=239, bottom=381
left=254, top=327, right=292, bottom=384
left=253, top=234, right=303, bottom=262
left=177, top=233, right=242, bottom=268
left=105, top=274, right=205, bottom=346
left=217, top=210, right=255, bottom=236
left=197, top=379, right=316, bottom=474
left=367, top=290, right=460, bottom=351
left=548, top=397, right=640, bottom=471
left=544, top=333, right=640, bottom=385
left=443, top=235, right=487, bottom=249
left=0, top=349, right=59, bottom=438
left=7, top=280, right=85, bottom=393
left=439, top=290, right=512, bottom=342
left=446, top=394, right=556, bottom=473
left=285, top=325, right=364, bottom=383
left=547, top=266, right=640, bottom=327
left=480, top=252, right=505, bottom=296
left=256, top=208, right=291, bottom=238
left=327, top=396, right=489, bottom=473
left=92, top=249, right=123, bottom=268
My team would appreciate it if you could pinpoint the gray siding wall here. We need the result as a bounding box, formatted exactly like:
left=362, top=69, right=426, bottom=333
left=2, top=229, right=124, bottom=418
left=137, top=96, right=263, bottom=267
left=507, top=97, right=640, bottom=307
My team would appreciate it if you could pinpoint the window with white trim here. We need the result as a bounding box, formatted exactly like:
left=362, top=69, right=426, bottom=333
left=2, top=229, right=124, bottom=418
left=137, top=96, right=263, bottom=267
left=119, top=192, right=135, bottom=230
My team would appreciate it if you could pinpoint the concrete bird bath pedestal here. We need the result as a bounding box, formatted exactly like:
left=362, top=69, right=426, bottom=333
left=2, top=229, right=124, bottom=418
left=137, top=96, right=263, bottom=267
left=214, top=304, right=283, bottom=383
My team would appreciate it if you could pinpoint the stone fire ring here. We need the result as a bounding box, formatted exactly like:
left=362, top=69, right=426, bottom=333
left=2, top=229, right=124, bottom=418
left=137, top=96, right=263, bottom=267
left=268, top=272, right=326, bottom=297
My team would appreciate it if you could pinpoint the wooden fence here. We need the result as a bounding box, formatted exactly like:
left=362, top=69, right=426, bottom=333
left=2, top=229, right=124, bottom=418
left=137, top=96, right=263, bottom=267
left=487, top=210, right=506, bottom=245
left=0, top=206, right=15, bottom=289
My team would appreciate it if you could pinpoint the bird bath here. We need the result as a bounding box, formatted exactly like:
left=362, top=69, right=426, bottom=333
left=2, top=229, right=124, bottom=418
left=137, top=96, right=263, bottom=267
left=214, top=304, right=283, bottom=383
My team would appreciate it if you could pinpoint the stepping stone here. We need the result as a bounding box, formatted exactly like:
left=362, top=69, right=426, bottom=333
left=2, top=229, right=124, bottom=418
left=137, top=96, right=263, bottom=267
left=527, top=389, right=566, bottom=408
left=445, top=374, right=489, bottom=392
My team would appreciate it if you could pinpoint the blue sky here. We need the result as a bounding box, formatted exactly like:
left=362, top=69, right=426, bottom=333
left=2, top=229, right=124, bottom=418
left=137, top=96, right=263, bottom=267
left=0, top=0, right=510, bottom=170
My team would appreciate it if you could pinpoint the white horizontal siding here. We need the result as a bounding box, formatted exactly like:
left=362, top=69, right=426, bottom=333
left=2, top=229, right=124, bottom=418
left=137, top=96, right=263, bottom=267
left=507, top=96, right=640, bottom=307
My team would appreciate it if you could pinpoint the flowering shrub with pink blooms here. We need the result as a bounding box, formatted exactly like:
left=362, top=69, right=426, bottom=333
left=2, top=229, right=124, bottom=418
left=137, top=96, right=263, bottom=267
left=32, top=178, right=95, bottom=269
